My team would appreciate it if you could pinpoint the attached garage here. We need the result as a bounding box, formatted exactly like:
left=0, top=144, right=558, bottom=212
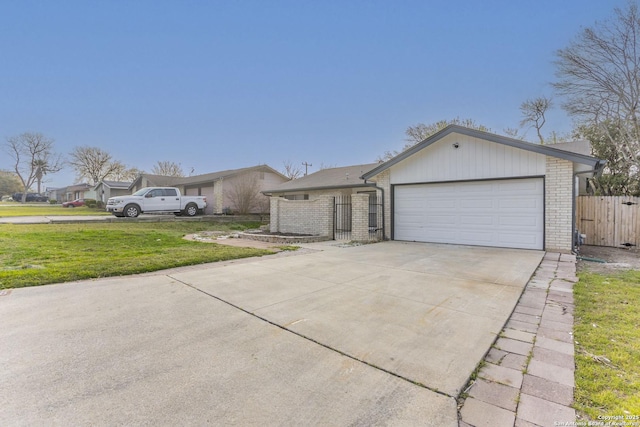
left=362, top=125, right=606, bottom=253
left=393, top=178, right=544, bottom=250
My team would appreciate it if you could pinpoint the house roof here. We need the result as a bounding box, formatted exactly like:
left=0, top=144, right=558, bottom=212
left=128, top=174, right=177, bottom=190
left=66, top=183, right=92, bottom=191
left=546, top=140, right=592, bottom=156
left=263, top=163, right=380, bottom=194
left=96, top=180, right=131, bottom=190
left=361, top=125, right=606, bottom=180
left=176, top=164, right=287, bottom=186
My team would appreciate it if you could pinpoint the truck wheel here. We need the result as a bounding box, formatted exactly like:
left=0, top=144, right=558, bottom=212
left=124, top=204, right=140, bottom=218
left=184, top=203, right=198, bottom=217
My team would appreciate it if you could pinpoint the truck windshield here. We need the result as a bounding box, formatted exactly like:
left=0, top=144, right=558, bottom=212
left=132, top=189, right=149, bottom=196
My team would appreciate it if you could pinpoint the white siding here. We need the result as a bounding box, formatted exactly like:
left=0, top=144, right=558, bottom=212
left=390, top=133, right=546, bottom=184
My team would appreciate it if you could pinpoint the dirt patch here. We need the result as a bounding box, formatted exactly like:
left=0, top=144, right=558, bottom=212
left=577, top=245, right=640, bottom=273
left=183, top=232, right=285, bottom=251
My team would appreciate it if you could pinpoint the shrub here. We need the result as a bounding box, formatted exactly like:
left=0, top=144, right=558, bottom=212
left=84, top=199, right=97, bottom=208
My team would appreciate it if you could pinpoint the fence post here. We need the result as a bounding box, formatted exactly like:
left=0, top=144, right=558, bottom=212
left=269, top=197, right=281, bottom=233
left=351, top=194, right=369, bottom=241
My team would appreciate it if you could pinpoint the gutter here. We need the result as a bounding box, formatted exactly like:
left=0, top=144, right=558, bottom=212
left=363, top=180, right=386, bottom=240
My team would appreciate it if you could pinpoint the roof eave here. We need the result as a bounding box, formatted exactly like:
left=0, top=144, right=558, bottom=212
left=361, top=125, right=604, bottom=180
left=262, top=182, right=374, bottom=195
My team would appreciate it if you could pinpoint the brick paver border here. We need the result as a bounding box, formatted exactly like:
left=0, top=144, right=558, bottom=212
left=459, top=253, right=577, bottom=427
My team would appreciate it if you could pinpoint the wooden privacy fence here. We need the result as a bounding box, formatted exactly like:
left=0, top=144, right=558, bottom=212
left=576, top=196, right=639, bottom=248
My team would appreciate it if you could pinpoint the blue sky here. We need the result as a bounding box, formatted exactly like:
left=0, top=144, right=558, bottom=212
left=0, top=0, right=625, bottom=188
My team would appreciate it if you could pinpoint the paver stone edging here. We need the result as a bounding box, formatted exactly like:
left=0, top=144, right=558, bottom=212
left=458, top=252, right=577, bottom=426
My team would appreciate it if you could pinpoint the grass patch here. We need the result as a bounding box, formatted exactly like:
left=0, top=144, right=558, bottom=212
left=0, top=203, right=111, bottom=217
left=574, top=270, right=640, bottom=418
left=0, top=222, right=272, bottom=289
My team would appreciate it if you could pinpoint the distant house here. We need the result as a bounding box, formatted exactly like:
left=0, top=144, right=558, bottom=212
left=129, top=174, right=177, bottom=192
left=94, top=181, right=132, bottom=203
left=63, top=183, right=95, bottom=202
left=129, top=165, right=289, bottom=215
left=47, top=187, right=65, bottom=202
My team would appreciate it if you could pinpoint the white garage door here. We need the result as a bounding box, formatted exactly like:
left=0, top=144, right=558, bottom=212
left=394, top=178, right=544, bottom=250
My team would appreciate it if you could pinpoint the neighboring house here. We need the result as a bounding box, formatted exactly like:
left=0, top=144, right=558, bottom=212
left=174, top=165, right=288, bottom=215
left=47, top=187, right=65, bottom=202
left=94, top=181, right=132, bottom=204
left=63, top=183, right=95, bottom=202
left=129, top=174, right=177, bottom=193
left=129, top=165, right=288, bottom=215
left=267, top=125, right=605, bottom=252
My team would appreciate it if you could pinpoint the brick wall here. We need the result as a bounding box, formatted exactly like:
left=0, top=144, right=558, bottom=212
left=270, top=196, right=334, bottom=237
left=545, top=157, right=574, bottom=252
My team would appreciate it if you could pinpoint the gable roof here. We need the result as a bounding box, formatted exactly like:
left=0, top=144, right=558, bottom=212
left=129, top=174, right=176, bottom=190
left=263, top=163, right=380, bottom=194
left=362, top=125, right=605, bottom=180
left=95, top=180, right=131, bottom=190
left=176, top=164, right=287, bottom=186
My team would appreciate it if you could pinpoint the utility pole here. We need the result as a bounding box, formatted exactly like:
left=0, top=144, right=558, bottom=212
left=302, top=161, right=312, bottom=176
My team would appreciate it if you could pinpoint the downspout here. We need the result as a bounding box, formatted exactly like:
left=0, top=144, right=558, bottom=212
left=363, top=180, right=386, bottom=240
left=572, top=161, right=606, bottom=254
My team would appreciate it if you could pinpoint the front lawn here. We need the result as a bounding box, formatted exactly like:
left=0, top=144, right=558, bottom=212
left=0, top=222, right=271, bottom=289
left=574, top=270, right=640, bottom=418
left=0, top=203, right=111, bottom=217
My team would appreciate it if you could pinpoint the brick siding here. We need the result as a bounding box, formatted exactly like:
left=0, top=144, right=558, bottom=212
left=270, top=196, right=334, bottom=237
left=545, top=158, right=574, bottom=252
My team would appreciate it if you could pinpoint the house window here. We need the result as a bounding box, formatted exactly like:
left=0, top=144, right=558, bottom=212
left=259, top=172, right=265, bottom=180
left=284, top=194, right=309, bottom=200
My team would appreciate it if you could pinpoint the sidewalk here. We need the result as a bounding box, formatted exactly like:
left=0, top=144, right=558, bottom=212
left=458, top=252, right=577, bottom=427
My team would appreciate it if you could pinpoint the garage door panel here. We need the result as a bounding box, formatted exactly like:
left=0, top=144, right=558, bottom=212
left=394, top=179, right=543, bottom=250
left=460, top=198, right=494, bottom=209
left=461, top=215, right=495, bottom=226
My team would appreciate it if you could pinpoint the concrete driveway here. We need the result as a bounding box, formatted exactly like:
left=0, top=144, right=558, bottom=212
left=0, top=241, right=543, bottom=425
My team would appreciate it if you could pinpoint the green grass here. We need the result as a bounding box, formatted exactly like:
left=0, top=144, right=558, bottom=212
left=0, top=203, right=111, bottom=217
left=574, top=270, right=640, bottom=418
left=0, top=222, right=272, bottom=289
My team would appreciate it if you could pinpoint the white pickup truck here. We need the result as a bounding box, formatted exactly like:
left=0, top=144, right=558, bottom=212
left=106, top=187, right=207, bottom=218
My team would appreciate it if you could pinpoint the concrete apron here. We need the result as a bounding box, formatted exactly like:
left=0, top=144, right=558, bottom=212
left=0, top=241, right=543, bottom=426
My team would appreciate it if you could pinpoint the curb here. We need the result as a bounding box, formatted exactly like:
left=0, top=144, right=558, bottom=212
left=458, top=252, right=577, bottom=426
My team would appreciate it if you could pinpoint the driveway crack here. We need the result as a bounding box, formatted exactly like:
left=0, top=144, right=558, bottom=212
left=168, top=274, right=454, bottom=399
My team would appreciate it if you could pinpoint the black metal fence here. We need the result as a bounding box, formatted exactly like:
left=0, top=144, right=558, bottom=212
left=369, top=195, right=383, bottom=240
left=334, top=195, right=352, bottom=240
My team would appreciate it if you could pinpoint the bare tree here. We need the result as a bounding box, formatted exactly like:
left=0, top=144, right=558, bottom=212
left=4, top=132, right=63, bottom=202
left=318, top=162, right=337, bottom=170
left=379, top=118, right=491, bottom=161
left=503, top=127, right=522, bottom=139
left=225, top=174, right=266, bottom=214
left=281, top=160, right=302, bottom=180
left=554, top=1, right=640, bottom=193
left=519, top=96, right=552, bottom=144
left=151, top=161, right=184, bottom=177
left=68, top=146, right=124, bottom=185
left=109, top=164, right=143, bottom=182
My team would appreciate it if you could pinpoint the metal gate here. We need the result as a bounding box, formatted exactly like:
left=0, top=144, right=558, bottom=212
left=369, top=195, right=383, bottom=240
left=334, top=195, right=352, bottom=240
